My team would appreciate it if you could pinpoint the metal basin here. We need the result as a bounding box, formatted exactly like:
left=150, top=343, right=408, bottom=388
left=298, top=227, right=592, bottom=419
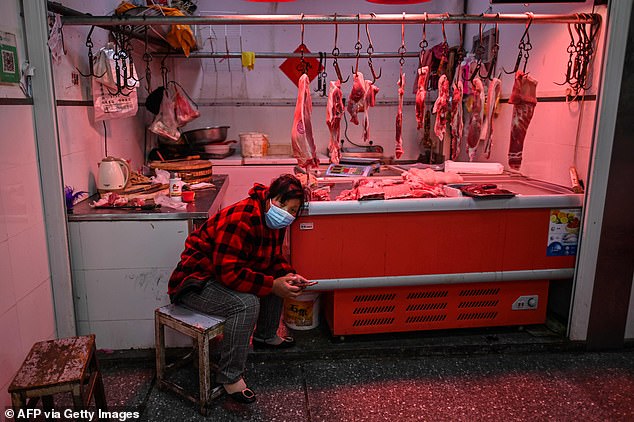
left=181, top=126, right=229, bottom=145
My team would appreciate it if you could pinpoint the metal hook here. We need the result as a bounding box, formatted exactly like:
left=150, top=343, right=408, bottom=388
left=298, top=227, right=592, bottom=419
left=418, top=13, right=428, bottom=69
left=469, top=22, right=486, bottom=81
left=456, top=22, right=465, bottom=64
left=76, top=26, right=106, bottom=78
left=479, top=18, right=500, bottom=81
left=503, top=12, right=533, bottom=74
left=299, top=13, right=308, bottom=75
left=554, top=23, right=576, bottom=86
left=321, top=53, right=328, bottom=96
left=331, top=13, right=348, bottom=84
left=398, top=12, right=406, bottom=69
left=365, top=16, right=381, bottom=83
left=352, top=14, right=362, bottom=75
left=142, top=26, right=153, bottom=93
left=315, top=52, right=324, bottom=93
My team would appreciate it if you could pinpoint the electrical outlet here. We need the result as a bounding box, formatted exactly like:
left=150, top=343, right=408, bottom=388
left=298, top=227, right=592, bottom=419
left=512, top=295, right=539, bottom=311
left=71, top=71, right=79, bottom=85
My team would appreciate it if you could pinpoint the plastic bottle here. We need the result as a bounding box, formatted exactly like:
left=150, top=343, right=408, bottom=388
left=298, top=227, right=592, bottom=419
left=169, top=172, right=182, bottom=201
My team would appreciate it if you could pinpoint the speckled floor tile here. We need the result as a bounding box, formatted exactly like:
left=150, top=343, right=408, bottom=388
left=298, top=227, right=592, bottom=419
left=141, top=360, right=307, bottom=421
left=302, top=352, right=634, bottom=422
left=50, top=363, right=153, bottom=411
left=89, top=323, right=633, bottom=422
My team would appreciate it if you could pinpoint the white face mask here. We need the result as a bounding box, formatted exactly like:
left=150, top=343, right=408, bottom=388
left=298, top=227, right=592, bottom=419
left=265, top=199, right=296, bottom=229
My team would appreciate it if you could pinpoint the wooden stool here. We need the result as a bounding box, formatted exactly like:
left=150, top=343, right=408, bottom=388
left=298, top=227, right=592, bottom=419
left=8, top=334, right=108, bottom=417
left=155, top=304, right=225, bottom=415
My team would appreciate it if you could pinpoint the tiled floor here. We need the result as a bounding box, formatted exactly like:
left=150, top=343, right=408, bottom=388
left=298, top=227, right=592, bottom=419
left=88, top=322, right=634, bottom=422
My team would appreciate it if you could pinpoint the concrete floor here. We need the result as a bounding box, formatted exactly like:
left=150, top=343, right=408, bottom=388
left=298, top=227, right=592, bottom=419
left=88, top=321, right=634, bottom=422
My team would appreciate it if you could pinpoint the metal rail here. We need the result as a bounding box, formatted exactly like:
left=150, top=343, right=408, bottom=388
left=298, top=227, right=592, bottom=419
left=49, top=7, right=598, bottom=27
left=47, top=1, right=171, bottom=49
left=167, top=51, right=421, bottom=59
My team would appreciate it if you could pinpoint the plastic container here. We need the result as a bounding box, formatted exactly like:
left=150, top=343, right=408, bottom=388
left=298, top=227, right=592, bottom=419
left=239, top=132, right=269, bottom=157
left=444, top=160, right=504, bottom=175
left=181, top=190, right=195, bottom=203
left=283, top=292, right=320, bottom=330
left=169, top=172, right=182, bottom=201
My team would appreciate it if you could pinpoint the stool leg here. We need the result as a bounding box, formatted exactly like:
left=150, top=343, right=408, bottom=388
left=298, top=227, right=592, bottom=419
left=42, top=396, right=55, bottom=421
left=155, top=315, right=166, bottom=386
left=72, top=385, right=87, bottom=421
left=11, top=392, right=26, bottom=412
left=89, top=346, right=108, bottom=415
left=198, top=332, right=211, bottom=414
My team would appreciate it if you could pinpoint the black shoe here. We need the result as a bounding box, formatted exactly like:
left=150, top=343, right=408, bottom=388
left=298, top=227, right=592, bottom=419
left=227, top=388, right=256, bottom=404
left=252, top=336, right=295, bottom=350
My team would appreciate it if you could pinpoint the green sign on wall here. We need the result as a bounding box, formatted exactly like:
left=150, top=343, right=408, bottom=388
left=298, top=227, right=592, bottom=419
left=0, top=31, right=19, bottom=84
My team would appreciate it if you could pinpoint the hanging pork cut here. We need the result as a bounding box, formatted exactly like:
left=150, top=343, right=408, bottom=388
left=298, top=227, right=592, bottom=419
left=415, top=66, right=430, bottom=129
left=466, top=77, right=485, bottom=161
left=482, top=77, right=502, bottom=159
left=508, top=71, right=538, bottom=170
left=395, top=72, right=405, bottom=159
left=432, top=74, right=450, bottom=143
left=326, top=80, right=344, bottom=164
left=450, top=63, right=464, bottom=160
left=347, top=72, right=366, bottom=125
left=362, top=79, right=380, bottom=143
left=291, top=73, right=319, bottom=169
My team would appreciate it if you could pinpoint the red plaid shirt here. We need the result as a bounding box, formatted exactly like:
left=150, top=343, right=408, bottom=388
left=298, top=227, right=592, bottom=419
left=168, top=184, right=294, bottom=300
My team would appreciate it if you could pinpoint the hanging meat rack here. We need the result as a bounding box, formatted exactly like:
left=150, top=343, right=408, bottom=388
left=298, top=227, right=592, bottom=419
left=48, top=1, right=599, bottom=60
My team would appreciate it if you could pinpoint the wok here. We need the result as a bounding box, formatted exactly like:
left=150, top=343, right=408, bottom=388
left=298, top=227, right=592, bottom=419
left=181, top=126, right=230, bottom=145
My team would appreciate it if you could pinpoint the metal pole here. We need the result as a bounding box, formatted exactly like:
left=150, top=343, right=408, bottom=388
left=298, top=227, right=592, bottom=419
left=165, top=52, right=421, bottom=59
left=50, top=8, right=598, bottom=27
left=47, top=1, right=171, bottom=49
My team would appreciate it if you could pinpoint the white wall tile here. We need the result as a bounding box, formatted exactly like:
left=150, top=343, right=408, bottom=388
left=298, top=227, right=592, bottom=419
left=9, top=222, right=51, bottom=301
left=0, top=105, right=36, bottom=171
left=0, top=193, right=7, bottom=243
left=57, top=106, right=147, bottom=196
left=0, top=242, right=16, bottom=316
left=0, top=161, right=45, bottom=239
left=0, top=307, right=25, bottom=390
left=16, top=280, right=55, bottom=354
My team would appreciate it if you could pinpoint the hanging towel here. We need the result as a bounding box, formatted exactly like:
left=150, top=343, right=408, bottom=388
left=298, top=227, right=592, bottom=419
left=241, top=52, right=256, bottom=70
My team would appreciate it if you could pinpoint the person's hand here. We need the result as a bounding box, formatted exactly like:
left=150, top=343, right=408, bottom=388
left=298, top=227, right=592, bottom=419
left=286, top=273, right=318, bottom=289
left=272, top=275, right=302, bottom=299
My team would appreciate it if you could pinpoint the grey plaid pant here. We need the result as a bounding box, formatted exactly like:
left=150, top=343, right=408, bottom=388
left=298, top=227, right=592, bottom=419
left=178, top=279, right=283, bottom=384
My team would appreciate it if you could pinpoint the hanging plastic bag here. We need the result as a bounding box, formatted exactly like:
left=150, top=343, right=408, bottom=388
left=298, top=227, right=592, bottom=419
left=171, top=82, right=200, bottom=126
left=93, top=43, right=139, bottom=91
left=92, top=78, right=138, bottom=122
left=148, top=88, right=180, bottom=141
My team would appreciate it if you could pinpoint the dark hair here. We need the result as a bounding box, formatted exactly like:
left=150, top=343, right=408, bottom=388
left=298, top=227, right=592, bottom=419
left=267, top=174, right=308, bottom=210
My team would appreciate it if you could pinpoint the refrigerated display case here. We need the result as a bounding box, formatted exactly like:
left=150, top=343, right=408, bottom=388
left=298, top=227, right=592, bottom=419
left=290, top=173, right=582, bottom=336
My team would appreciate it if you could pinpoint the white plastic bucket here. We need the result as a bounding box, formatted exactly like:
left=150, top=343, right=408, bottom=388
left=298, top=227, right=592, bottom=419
left=239, top=132, right=269, bottom=157
left=284, top=292, right=320, bottom=330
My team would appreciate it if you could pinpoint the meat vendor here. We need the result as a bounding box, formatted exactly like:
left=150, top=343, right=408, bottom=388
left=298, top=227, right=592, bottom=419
left=167, top=174, right=316, bottom=404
